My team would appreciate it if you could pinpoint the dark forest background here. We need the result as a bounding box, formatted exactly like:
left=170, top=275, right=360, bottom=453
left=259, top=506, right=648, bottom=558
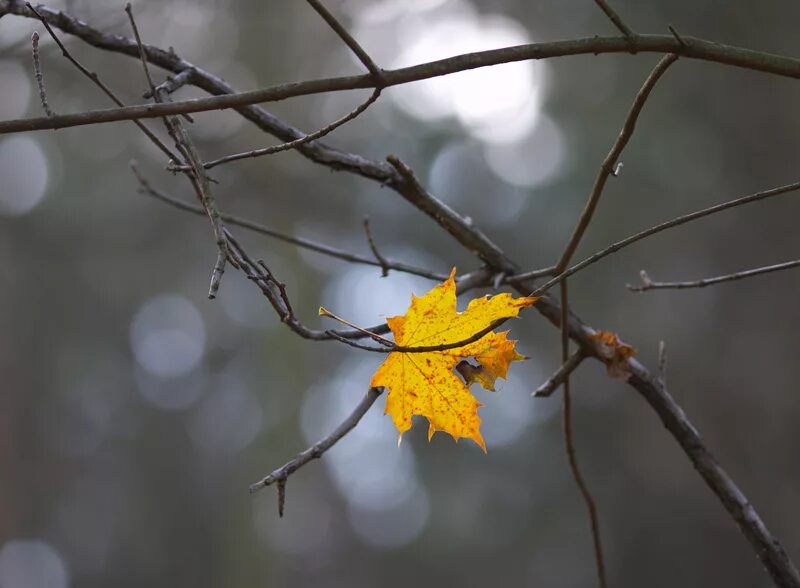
left=1, top=0, right=800, bottom=586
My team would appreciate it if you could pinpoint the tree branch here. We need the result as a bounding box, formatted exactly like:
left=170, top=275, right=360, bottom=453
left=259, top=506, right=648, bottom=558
left=6, top=27, right=800, bottom=134
left=132, top=169, right=448, bottom=281
left=560, top=280, right=607, bottom=588
left=124, top=4, right=228, bottom=298
left=305, top=0, right=383, bottom=81
left=25, top=2, right=178, bottom=160
left=627, top=362, right=800, bottom=587
left=592, top=0, right=636, bottom=41
left=533, top=350, right=586, bottom=398
left=523, top=178, right=800, bottom=295
left=30, top=31, right=54, bottom=116
left=555, top=53, right=678, bottom=272
left=628, top=260, right=800, bottom=291
left=362, top=215, right=390, bottom=277
left=170, top=89, right=381, bottom=171
left=249, top=387, right=384, bottom=516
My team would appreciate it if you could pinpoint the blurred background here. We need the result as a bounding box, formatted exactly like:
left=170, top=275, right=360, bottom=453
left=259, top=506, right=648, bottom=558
left=1, top=0, right=800, bottom=586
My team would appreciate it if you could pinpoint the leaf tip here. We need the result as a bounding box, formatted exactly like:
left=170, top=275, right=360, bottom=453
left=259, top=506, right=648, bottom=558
left=474, top=433, right=487, bottom=454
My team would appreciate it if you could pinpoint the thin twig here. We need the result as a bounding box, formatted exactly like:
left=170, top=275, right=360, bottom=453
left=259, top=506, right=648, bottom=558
left=319, top=307, right=394, bottom=346
left=125, top=3, right=227, bottom=297
left=592, top=0, right=636, bottom=41
left=258, top=260, right=295, bottom=322
left=124, top=3, right=155, bottom=95
left=30, top=31, right=54, bottom=117
left=523, top=179, right=800, bottom=294
left=249, top=387, right=384, bottom=510
left=533, top=350, right=586, bottom=397
left=131, top=168, right=448, bottom=280
left=362, top=215, right=390, bottom=276
left=230, top=228, right=398, bottom=354
left=124, top=3, right=192, bottom=123
left=505, top=266, right=557, bottom=282
left=560, top=281, right=607, bottom=588
left=171, top=89, right=381, bottom=171
left=24, top=2, right=178, bottom=160
left=321, top=317, right=514, bottom=354
left=555, top=53, right=678, bottom=273
left=668, top=25, right=688, bottom=48
left=627, top=259, right=800, bottom=291
left=143, top=67, right=196, bottom=98
left=387, top=155, right=516, bottom=274
left=305, top=0, right=383, bottom=81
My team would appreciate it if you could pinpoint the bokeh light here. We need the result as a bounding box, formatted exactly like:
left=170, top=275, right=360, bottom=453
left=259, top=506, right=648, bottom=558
left=187, top=372, right=263, bottom=454
left=388, top=1, right=546, bottom=144
left=0, top=540, right=69, bottom=588
left=129, top=294, right=206, bottom=379
left=0, top=136, right=49, bottom=216
left=483, top=114, right=568, bottom=188
left=0, top=60, right=31, bottom=120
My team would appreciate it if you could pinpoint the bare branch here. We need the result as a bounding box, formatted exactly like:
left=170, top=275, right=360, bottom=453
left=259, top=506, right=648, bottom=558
left=305, top=0, right=384, bottom=81
left=560, top=280, right=607, bottom=588
left=555, top=53, right=678, bottom=273
left=524, top=179, right=800, bottom=295
left=25, top=2, right=178, bottom=160
left=668, top=25, right=688, bottom=48
left=320, top=316, right=515, bottom=354
left=124, top=3, right=156, bottom=97
left=319, top=307, right=394, bottom=346
left=30, top=31, right=54, bottom=117
left=9, top=28, right=800, bottom=134
left=362, top=215, right=390, bottom=277
left=125, top=5, right=227, bottom=298
left=626, top=363, right=800, bottom=587
left=249, top=387, right=384, bottom=515
left=628, top=259, right=800, bottom=292
left=124, top=2, right=192, bottom=124
left=132, top=170, right=447, bottom=281
left=143, top=67, right=196, bottom=99
left=171, top=89, right=381, bottom=171
left=592, top=0, right=636, bottom=41
left=387, top=155, right=516, bottom=274
left=533, top=350, right=585, bottom=397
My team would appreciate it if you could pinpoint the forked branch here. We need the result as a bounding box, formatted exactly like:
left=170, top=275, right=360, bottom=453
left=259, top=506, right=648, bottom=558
left=249, top=387, right=383, bottom=516
left=555, top=53, right=678, bottom=272
left=628, top=260, right=800, bottom=291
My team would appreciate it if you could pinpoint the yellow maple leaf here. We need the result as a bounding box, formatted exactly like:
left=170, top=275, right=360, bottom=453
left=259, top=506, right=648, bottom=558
left=369, top=269, right=537, bottom=451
